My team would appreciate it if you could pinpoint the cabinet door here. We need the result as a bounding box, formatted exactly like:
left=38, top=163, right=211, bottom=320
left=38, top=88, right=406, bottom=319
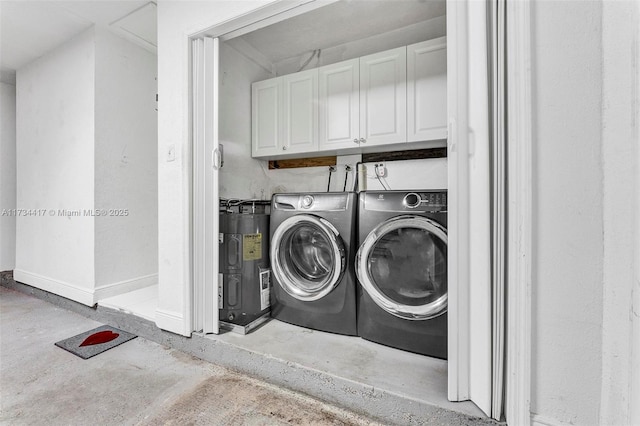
left=408, top=37, right=447, bottom=142
left=252, top=77, right=281, bottom=157
left=359, top=46, right=407, bottom=147
left=282, top=69, right=318, bottom=155
left=318, top=58, right=360, bottom=150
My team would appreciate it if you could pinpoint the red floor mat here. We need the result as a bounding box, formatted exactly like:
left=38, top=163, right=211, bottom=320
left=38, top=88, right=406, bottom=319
left=54, top=325, right=137, bottom=359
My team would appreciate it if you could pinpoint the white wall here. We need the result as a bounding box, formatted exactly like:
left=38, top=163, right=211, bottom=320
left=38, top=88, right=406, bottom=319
left=531, top=2, right=640, bottom=424
left=15, top=26, right=158, bottom=305
left=358, top=158, right=447, bottom=192
left=157, top=0, right=278, bottom=334
left=531, top=2, right=605, bottom=425
left=219, top=41, right=272, bottom=200
left=0, top=82, right=16, bottom=271
left=15, top=29, right=96, bottom=303
left=94, top=28, right=158, bottom=295
left=633, top=3, right=640, bottom=420
left=599, top=1, right=639, bottom=424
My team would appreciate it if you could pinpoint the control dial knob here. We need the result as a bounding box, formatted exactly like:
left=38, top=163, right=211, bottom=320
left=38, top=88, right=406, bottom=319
left=403, top=192, right=422, bottom=209
left=301, top=195, right=314, bottom=208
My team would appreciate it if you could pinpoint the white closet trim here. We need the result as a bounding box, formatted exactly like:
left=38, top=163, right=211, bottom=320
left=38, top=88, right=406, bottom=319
left=490, top=0, right=507, bottom=420
left=446, top=0, right=470, bottom=404
left=447, top=0, right=493, bottom=415
left=191, top=37, right=221, bottom=334
left=505, top=0, right=533, bottom=425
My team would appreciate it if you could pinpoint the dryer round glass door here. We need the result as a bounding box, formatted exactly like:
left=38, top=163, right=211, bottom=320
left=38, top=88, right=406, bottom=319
left=271, top=215, right=346, bottom=301
left=356, top=215, right=447, bottom=320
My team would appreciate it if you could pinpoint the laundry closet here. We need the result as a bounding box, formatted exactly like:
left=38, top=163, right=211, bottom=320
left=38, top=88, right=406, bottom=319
left=214, top=1, right=447, bottom=328
left=190, top=0, right=470, bottom=416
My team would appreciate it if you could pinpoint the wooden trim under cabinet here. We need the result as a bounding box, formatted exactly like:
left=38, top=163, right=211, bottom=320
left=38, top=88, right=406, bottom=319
left=362, top=147, right=447, bottom=163
left=268, top=156, right=337, bottom=169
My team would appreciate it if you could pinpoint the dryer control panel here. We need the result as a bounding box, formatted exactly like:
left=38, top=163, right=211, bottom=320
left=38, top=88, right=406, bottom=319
left=362, top=190, right=447, bottom=213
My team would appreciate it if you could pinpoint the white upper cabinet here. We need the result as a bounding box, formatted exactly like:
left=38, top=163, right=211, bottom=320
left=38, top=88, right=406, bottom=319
left=252, top=39, right=446, bottom=159
left=252, top=69, right=318, bottom=157
left=359, top=46, right=407, bottom=147
left=282, top=68, right=318, bottom=154
left=407, top=37, right=447, bottom=142
left=318, top=58, right=360, bottom=151
left=252, top=77, right=281, bottom=157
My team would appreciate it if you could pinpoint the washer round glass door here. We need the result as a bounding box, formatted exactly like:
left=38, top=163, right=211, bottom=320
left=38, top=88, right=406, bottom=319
left=271, top=215, right=346, bottom=301
left=356, top=215, right=447, bottom=320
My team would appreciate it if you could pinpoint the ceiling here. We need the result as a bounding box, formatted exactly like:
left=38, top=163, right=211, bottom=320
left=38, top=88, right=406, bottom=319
left=1, top=1, right=157, bottom=83
left=0, top=0, right=445, bottom=84
left=238, top=0, right=446, bottom=64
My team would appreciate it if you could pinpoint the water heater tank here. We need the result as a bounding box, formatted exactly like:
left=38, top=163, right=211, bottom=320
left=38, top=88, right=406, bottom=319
left=219, top=207, right=270, bottom=327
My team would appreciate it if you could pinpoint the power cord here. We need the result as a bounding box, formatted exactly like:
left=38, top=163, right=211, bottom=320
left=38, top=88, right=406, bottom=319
left=374, top=163, right=390, bottom=190
left=353, top=162, right=363, bottom=192
left=343, top=165, right=352, bottom=191
left=327, top=165, right=336, bottom=192
left=376, top=175, right=391, bottom=190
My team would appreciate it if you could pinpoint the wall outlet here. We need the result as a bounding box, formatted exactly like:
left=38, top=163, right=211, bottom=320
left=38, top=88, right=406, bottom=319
left=375, top=162, right=387, bottom=177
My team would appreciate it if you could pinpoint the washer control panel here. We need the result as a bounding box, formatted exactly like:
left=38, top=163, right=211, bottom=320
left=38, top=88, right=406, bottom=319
left=272, top=193, right=352, bottom=212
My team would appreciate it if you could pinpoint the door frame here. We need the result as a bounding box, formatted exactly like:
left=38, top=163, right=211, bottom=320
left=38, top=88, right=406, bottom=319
left=191, top=37, right=221, bottom=334
left=184, top=0, right=534, bottom=423
left=505, top=0, right=533, bottom=424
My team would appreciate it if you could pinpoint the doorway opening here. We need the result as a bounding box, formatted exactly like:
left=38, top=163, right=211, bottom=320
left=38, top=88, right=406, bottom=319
left=189, top=0, right=499, bottom=420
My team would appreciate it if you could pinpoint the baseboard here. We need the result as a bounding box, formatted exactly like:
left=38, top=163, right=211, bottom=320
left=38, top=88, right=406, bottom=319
left=13, top=269, right=95, bottom=306
left=94, top=273, right=158, bottom=301
left=531, top=413, right=568, bottom=426
left=155, top=308, right=188, bottom=336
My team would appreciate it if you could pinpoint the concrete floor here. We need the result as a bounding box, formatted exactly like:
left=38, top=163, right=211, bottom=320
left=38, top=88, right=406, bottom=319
left=0, top=286, right=380, bottom=425
left=1, top=275, right=498, bottom=425
left=101, top=285, right=485, bottom=419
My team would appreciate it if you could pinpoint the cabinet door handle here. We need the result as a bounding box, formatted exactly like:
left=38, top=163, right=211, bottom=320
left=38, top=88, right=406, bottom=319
left=353, top=138, right=359, bottom=144
left=359, top=138, right=366, bottom=144
left=282, top=146, right=288, bottom=151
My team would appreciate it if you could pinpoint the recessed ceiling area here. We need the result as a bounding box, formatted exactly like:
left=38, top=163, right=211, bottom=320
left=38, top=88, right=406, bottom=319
left=229, top=0, right=446, bottom=75
left=111, top=2, right=158, bottom=50
left=0, top=0, right=444, bottom=84
left=0, top=1, right=156, bottom=83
